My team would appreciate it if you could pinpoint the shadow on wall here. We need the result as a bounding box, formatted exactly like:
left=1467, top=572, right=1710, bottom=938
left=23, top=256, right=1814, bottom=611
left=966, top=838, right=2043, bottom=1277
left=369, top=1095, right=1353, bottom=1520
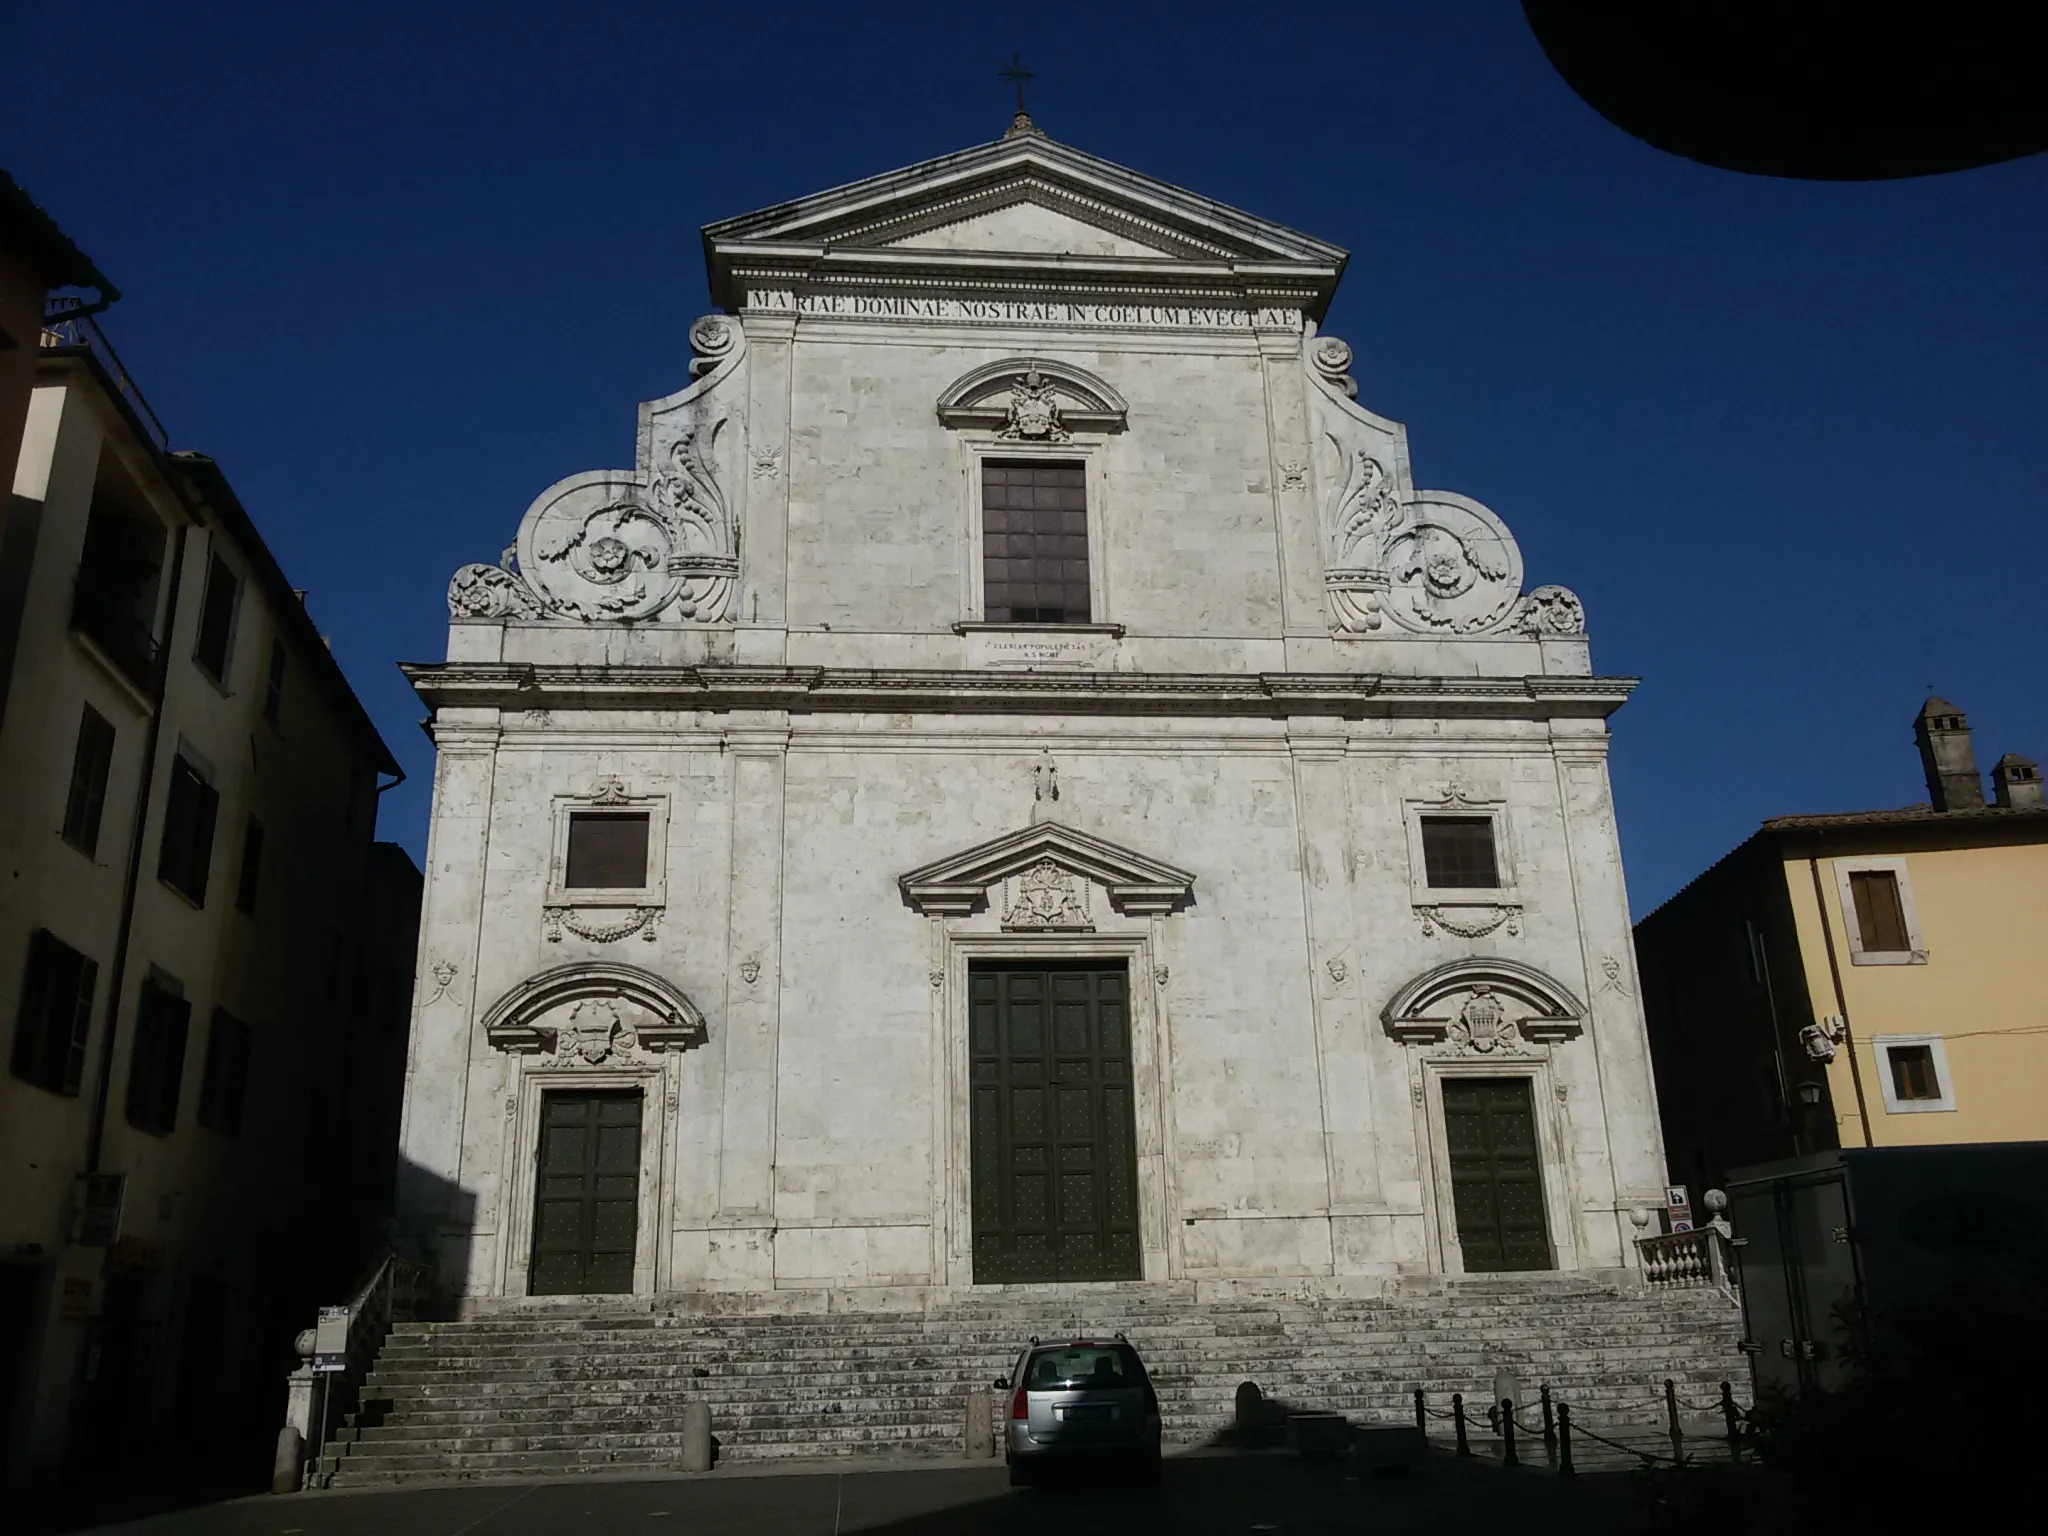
left=391, top=1156, right=478, bottom=1314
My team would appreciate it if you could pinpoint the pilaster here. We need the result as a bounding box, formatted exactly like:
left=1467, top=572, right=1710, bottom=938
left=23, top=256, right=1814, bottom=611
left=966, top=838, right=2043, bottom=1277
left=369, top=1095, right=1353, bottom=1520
left=716, top=722, right=790, bottom=1233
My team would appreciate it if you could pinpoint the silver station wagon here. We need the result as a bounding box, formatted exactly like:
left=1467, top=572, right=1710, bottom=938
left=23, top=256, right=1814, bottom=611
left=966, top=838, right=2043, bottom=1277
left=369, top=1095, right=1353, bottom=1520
left=1001, top=1337, right=1162, bottom=1484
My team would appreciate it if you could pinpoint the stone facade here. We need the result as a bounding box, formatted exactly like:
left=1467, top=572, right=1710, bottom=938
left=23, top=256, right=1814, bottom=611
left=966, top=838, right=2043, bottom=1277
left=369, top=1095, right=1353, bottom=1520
left=398, top=123, right=1668, bottom=1304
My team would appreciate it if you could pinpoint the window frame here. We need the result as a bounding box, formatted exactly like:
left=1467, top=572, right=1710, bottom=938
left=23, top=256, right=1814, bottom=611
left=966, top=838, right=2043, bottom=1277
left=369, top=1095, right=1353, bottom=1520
left=125, top=972, right=192, bottom=1136
left=196, top=1006, right=253, bottom=1137
left=545, top=784, right=668, bottom=910
left=1403, top=791, right=1520, bottom=906
left=1831, top=856, right=1928, bottom=966
left=234, top=815, right=264, bottom=916
left=10, top=927, right=97, bottom=1096
left=958, top=438, right=1110, bottom=630
left=62, top=704, right=117, bottom=858
left=1872, top=1032, right=1956, bottom=1114
left=261, top=637, right=286, bottom=726
left=157, top=751, right=221, bottom=907
left=191, top=548, right=243, bottom=687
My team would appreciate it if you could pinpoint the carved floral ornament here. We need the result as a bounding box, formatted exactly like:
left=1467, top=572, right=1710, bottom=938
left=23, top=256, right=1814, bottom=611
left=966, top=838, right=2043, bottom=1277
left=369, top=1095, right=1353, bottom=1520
left=447, top=315, right=745, bottom=625
left=1380, top=958, right=1585, bottom=1052
left=481, top=961, right=708, bottom=1059
left=1304, top=334, right=1584, bottom=641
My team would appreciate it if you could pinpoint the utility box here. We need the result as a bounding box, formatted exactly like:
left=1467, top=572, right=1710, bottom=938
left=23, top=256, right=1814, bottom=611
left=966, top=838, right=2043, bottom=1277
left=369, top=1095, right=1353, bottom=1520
left=1725, top=1143, right=2048, bottom=1399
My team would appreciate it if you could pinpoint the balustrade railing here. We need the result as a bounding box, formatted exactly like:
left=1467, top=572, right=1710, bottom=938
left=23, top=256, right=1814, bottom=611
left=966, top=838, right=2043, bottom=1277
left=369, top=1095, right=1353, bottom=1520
left=275, top=1248, right=430, bottom=1491
left=1636, top=1226, right=1735, bottom=1292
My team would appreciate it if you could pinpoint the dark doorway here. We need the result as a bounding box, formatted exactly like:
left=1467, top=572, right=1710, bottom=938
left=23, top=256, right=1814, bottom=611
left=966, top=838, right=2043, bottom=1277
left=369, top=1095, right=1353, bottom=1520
left=530, top=1090, right=642, bottom=1295
left=970, top=962, right=1140, bottom=1283
left=1442, top=1077, right=1554, bottom=1272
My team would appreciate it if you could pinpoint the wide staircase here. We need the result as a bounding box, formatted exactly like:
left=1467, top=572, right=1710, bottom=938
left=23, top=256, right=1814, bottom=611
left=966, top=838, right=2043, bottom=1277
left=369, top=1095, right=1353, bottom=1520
left=318, top=1276, right=1745, bottom=1485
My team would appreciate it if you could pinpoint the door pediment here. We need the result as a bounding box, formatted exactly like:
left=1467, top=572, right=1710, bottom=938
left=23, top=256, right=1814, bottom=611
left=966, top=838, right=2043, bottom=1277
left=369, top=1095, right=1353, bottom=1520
left=898, top=820, right=1195, bottom=918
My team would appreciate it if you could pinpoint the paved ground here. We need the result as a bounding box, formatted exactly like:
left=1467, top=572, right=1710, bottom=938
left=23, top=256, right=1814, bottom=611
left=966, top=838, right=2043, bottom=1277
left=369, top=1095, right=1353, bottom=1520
left=39, top=1445, right=1753, bottom=1536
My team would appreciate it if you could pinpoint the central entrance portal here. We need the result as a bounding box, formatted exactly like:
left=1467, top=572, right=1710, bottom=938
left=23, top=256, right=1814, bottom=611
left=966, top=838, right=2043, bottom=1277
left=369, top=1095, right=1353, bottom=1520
left=969, top=961, right=1141, bottom=1283
left=530, top=1088, right=642, bottom=1295
left=1442, top=1077, right=1553, bottom=1272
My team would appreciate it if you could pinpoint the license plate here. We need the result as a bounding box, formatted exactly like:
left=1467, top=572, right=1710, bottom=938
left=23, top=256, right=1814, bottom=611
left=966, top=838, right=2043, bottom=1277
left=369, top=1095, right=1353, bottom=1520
left=1059, top=1405, right=1113, bottom=1422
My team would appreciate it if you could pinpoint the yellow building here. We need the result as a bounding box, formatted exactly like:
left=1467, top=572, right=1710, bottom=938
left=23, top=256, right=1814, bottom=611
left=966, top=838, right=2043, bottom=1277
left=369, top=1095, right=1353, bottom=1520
left=1634, top=697, right=2048, bottom=1193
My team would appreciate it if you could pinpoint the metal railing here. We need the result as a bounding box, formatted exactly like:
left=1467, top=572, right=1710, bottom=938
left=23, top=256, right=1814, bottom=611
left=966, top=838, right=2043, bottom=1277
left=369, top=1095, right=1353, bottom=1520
left=69, top=575, right=162, bottom=694
left=1636, top=1227, right=1737, bottom=1293
left=41, top=302, right=171, bottom=450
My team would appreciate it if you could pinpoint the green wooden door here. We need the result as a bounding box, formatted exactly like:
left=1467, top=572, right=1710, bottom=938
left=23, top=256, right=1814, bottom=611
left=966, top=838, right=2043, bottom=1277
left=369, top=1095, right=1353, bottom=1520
left=970, top=963, right=1140, bottom=1283
left=1441, top=1078, right=1553, bottom=1272
left=530, top=1089, right=642, bottom=1295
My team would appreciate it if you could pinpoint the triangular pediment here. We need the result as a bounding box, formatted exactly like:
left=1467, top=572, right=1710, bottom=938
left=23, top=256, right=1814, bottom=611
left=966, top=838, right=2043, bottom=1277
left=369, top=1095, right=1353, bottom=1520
left=702, top=130, right=1346, bottom=318
left=898, top=820, right=1196, bottom=918
left=883, top=197, right=1176, bottom=259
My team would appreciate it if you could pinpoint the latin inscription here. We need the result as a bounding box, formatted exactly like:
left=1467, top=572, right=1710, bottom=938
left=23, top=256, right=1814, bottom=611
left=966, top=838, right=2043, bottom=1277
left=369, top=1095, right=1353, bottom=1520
left=745, top=290, right=1301, bottom=331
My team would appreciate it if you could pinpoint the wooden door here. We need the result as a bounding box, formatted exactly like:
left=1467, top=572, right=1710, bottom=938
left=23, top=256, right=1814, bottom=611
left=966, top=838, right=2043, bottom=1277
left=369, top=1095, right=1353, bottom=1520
left=1441, top=1077, right=1553, bottom=1272
left=970, top=963, right=1140, bottom=1283
left=530, top=1089, right=642, bottom=1295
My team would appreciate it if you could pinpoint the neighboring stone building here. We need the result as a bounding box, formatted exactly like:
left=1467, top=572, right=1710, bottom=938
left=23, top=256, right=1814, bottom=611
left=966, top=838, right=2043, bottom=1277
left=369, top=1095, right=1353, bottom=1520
left=1635, top=696, right=2048, bottom=1194
left=398, top=118, right=1671, bottom=1310
left=0, top=294, right=410, bottom=1488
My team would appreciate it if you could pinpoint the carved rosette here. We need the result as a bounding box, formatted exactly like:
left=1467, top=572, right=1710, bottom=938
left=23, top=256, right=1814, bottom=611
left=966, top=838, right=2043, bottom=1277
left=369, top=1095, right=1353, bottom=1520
left=1305, top=332, right=1560, bottom=638
left=1511, top=584, right=1586, bottom=636
left=452, top=314, right=746, bottom=625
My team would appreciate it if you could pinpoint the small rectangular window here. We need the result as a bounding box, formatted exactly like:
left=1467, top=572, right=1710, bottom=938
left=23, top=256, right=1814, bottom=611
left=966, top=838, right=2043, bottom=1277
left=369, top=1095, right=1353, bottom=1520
left=564, top=811, right=651, bottom=889
left=1888, top=1043, right=1941, bottom=1102
left=196, top=1008, right=252, bottom=1137
left=10, top=929, right=97, bottom=1095
left=982, top=460, right=1090, bottom=624
left=193, top=553, right=239, bottom=682
left=262, top=638, right=285, bottom=725
left=125, top=977, right=191, bottom=1135
left=62, top=705, right=117, bottom=856
left=1849, top=870, right=1911, bottom=952
left=234, top=817, right=264, bottom=915
left=157, top=755, right=220, bottom=905
left=1420, top=815, right=1500, bottom=889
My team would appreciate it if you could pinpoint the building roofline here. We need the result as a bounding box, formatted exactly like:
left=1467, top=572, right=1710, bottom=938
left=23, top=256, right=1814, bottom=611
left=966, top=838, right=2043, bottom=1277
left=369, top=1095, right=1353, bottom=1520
left=35, top=346, right=399, bottom=777
left=0, top=170, right=118, bottom=299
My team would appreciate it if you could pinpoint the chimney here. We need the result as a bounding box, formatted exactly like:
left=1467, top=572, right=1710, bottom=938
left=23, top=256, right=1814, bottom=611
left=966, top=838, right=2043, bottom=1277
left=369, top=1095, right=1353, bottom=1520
left=1993, top=754, right=2044, bottom=809
left=1914, top=696, right=1983, bottom=810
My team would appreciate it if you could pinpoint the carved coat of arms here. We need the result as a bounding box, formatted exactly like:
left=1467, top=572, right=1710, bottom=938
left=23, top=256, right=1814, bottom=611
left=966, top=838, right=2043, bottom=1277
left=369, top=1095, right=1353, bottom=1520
left=1002, top=859, right=1091, bottom=931
left=1000, top=370, right=1070, bottom=443
left=551, top=999, right=637, bottom=1065
left=1450, top=986, right=1520, bottom=1055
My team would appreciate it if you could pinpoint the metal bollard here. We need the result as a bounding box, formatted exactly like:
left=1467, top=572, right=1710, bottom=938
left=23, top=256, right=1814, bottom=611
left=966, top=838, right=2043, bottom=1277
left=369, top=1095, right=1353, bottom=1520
left=1501, top=1399, right=1518, bottom=1467
left=1663, top=1377, right=1683, bottom=1457
left=1414, top=1386, right=1426, bottom=1433
left=679, top=1400, right=712, bottom=1473
left=1540, top=1384, right=1555, bottom=1447
left=1557, top=1403, right=1574, bottom=1477
left=1452, top=1392, right=1471, bottom=1457
left=1720, top=1380, right=1741, bottom=1454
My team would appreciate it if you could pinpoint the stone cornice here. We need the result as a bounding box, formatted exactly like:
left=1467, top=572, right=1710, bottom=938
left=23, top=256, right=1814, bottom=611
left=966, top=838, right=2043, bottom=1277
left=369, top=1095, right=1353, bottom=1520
left=399, top=663, right=1637, bottom=721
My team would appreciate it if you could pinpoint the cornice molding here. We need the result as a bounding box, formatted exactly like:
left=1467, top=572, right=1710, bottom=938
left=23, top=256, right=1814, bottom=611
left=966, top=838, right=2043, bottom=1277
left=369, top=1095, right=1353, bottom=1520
left=400, top=662, right=1637, bottom=722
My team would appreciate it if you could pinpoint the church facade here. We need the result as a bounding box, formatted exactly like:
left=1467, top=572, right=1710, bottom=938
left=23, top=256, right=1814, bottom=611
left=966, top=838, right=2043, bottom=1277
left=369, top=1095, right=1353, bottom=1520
left=396, top=121, right=1667, bottom=1306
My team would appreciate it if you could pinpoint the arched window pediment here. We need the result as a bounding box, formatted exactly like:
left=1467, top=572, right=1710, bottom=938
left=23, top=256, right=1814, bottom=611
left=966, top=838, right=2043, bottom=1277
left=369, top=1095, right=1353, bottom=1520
left=481, top=961, right=709, bottom=1056
left=1381, top=957, right=1586, bottom=1049
left=936, top=358, right=1129, bottom=434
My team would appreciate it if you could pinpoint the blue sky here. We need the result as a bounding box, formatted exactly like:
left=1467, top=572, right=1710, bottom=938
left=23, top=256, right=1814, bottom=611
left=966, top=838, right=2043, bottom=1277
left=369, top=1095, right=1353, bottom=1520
left=5, top=2, right=2043, bottom=916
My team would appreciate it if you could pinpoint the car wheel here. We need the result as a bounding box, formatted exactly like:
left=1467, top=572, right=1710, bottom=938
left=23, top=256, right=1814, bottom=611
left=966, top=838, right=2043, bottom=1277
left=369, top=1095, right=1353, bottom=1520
left=1008, top=1458, right=1032, bottom=1487
left=1135, top=1450, right=1162, bottom=1484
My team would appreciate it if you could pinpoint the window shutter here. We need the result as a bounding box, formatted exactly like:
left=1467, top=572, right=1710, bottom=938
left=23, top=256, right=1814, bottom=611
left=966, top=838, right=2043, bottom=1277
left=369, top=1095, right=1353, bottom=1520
left=63, top=953, right=97, bottom=1095
left=194, top=554, right=239, bottom=680
left=63, top=707, right=116, bottom=856
left=1849, top=871, right=1910, bottom=952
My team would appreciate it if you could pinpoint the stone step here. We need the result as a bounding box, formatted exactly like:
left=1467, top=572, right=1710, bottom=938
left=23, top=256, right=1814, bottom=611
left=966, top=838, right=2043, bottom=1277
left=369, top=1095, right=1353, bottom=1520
left=324, top=1280, right=1745, bottom=1486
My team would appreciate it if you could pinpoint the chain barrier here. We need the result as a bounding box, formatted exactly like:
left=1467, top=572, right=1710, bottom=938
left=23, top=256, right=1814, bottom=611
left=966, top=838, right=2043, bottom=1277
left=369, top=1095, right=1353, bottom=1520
left=1405, top=1376, right=1749, bottom=1476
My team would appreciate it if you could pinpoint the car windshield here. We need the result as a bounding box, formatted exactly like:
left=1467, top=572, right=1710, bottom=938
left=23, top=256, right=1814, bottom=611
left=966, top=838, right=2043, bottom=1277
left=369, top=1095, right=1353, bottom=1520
left=1025, top=1345, right=1142, bottom=1391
